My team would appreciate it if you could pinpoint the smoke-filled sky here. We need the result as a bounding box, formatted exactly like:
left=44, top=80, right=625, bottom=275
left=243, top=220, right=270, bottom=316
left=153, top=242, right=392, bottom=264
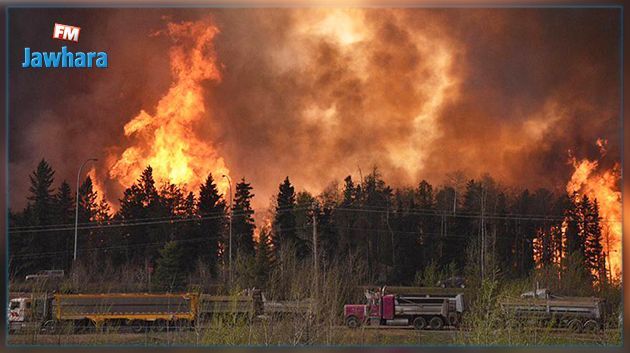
left=8, top=8, right=621, bottom=211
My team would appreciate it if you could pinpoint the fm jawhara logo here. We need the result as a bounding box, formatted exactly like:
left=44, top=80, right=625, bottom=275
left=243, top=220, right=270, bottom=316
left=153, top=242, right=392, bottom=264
left=21, top=22, right=108, bottom=68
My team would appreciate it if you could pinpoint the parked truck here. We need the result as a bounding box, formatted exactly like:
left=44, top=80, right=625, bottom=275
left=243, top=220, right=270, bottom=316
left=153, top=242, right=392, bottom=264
left=9, top=290, right=263, bottom=334
left=499, top=288, right=607, bottom=333
left=344, top=287, right=465, bottom=330
left=9, top=292, right=198, bottom=333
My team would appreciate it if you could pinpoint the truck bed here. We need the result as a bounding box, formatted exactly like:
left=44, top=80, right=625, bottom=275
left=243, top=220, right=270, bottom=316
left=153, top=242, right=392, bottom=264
left=54, top=293, right=196, bottom=320
left=500, top=297, right=604, bottom=320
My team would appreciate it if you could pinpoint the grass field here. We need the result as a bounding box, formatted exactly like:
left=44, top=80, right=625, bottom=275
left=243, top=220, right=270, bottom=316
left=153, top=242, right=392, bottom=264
left=8, top=325, right=621, bottom=347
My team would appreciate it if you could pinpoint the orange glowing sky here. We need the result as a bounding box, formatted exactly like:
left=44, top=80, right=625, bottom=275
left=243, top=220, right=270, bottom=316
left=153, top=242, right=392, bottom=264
left=9, top=9, right=622, bottom=271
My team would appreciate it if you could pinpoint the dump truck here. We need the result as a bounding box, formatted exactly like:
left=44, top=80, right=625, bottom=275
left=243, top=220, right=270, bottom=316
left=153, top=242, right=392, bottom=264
left=9, top=292, right=198, bottom=333
left=8, top=290, right=264, bottom=334
left=500, top=288, right=606, bottom=333
left=344, top=287, right=464, bottom=330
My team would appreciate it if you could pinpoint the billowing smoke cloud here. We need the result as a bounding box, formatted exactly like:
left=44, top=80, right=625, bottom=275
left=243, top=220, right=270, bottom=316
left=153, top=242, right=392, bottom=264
left=8, top=8, right=620, bottom=212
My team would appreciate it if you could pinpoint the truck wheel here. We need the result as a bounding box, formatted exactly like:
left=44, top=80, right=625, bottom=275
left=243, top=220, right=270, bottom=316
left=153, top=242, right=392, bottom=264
left=346, top=316, right=360, bottom=329
left=152, top=319, right=167, bottom=332
left=567, top=319, right=583, bottom=333
left=429, top=316, right=444, bottom=330
left=583, top=320, right=599, bottom=332
left=75, top=319, right=95, bottom=334
left=42, top=320, right=57, bottom=334
left=413, top=317, right=427, bottom=330
left=174, top=319, right=191, bottom=331
left=129, top=320, right=145, bottom=333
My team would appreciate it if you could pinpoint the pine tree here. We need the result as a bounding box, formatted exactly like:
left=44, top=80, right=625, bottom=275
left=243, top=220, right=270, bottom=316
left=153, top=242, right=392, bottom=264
left=578, top=195, right=592, bottom=260
left=273, top=177, right=298, bottom=256
left=416, top=180, right=437, bottom=270
left=294, top=191, right=314, bottom=259
left=336, top=176, right=358, bottom=258
left=563, top=193, right=592, bottom=284
left=28, top=159, right=56, bottom=226
left=564, top=192, right=581, bottom=256
left=22, top=159, right=56, bottom=272
left=152, top=241, right=187, bottom=291
left=316, top=202, right=338, bottom=266
left=159, top=183, right=186, bottom=217
left=342, top=176, right=355, bottom=206
left=458, top=180, right=483, bottom=277
left=198, top=174, right=226, bottom=276
left=176, top=191, right=199, bottom=263
left=118, top=166, right=164, bottom=265
left=360, top=168, right=393, bottom=280
left=78, top=177, right=99, bottom=223
left=54, top=181, right=74, bottom=269
left=255, top=227, right=273, bottom=288
left=232, top=178, right=256, bottom=258
left=138, top=166, right=159, bottom=207
left=76, top=176, right=102, bottom=264
left=55, top=181, right=74, bottom=223
left=585, top=199, right=606, bottom=285
left=392, top=191, right=422, bottom=284
left=435, top=186, right=456, bottom=268
left=417, top=180, right=435, bottom=209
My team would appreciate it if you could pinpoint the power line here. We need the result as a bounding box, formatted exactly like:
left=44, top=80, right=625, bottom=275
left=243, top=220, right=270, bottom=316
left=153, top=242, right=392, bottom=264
left=9, top=225, right=310, bottom=259
left=8, top=205, right=620, bottom=235
left=333, top=207, right=621, bottom=223
left=8, top=205, right=314, bottom=231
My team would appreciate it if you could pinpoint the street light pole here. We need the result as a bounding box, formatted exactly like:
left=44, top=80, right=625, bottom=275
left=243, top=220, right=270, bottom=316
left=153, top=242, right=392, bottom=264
left=74, top=158, right=98, bottom=262
left=222, top=174, right=233, bottom=287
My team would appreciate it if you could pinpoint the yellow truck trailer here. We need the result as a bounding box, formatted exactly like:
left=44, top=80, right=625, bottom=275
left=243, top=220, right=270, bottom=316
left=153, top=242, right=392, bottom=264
left=53, top=292, right=198, bottom=333
left=10, top=292, right=198, bottom=333
left=9, top=290, right=263, bottom=334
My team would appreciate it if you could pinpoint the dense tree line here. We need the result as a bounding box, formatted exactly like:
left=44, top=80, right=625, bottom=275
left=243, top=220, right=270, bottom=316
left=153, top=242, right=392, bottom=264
left=9, top=160, right=610, bottom=292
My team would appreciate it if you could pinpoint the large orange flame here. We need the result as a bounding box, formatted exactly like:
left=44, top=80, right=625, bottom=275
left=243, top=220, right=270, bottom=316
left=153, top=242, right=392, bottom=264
left=566, top=140, right=621, bottom=279
left=108, top=18, right=230, bottom=198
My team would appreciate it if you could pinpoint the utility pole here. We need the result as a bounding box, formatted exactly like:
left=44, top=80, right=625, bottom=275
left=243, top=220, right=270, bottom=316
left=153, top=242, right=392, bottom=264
left=479, top=186, right=486, bottom=282
left=453, top=189, right=457, bottom=215
left=222, top=175, right=233, bottom=288
left=312, top=204, right=318, bottom=295
left=440, top=212, right=445, bottom=259
left=386, top=205, right=395, bottom=270
left=74, top=158, right=97, bottom=263
left=604, top=224, right=611, bottom=282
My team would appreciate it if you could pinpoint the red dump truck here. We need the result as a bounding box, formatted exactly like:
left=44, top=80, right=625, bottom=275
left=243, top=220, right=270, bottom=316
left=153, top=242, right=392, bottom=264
left=344, top=288, right=464, bottom=330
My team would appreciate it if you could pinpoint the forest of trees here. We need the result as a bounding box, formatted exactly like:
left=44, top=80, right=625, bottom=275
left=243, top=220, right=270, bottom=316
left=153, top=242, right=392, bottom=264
left=8, top=159, right=612, bottom=293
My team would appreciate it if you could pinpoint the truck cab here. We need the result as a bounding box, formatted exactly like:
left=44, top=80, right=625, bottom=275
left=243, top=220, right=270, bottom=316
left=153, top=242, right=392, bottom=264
left=343, top=290, right=381, bottom=328
left=8, top=295, right=52, bottom=333
left=344, top=289, right=462, bottom=330
left=8, top=298, right=31, bottom=333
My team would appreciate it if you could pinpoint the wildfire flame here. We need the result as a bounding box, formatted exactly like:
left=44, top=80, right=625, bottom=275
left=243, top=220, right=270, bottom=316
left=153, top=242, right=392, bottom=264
left=566, top=140, right=622, bottom=279
left=108, top=18, right=230, bottom=198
